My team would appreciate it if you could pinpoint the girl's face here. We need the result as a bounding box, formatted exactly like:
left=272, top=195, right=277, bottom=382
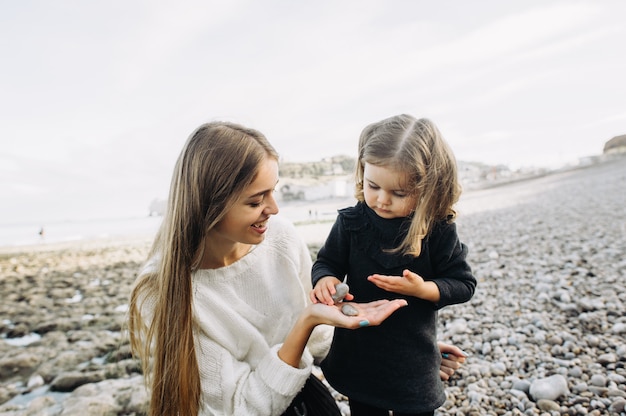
left=363, top=163, right=417, bottom=219
left=209, top=157, right=280, bottom=247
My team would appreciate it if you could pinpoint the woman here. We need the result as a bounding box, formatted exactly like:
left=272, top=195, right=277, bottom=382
left=128, top=121, right=465, bottom=416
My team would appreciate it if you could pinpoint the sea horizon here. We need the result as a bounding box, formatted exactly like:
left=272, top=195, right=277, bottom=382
left=0, top=196, right=354, bottom=249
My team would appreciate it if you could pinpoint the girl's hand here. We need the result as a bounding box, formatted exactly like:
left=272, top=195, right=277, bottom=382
left=438, top=341, right=468, bottom=381
left=310, top=276, right=354, bottom=305
left=307, top=299, right=407, bottom=329
left=368, top=269, right=440, bottom=302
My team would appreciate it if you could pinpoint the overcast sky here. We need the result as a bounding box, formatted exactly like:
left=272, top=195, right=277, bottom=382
left=2, top=0, right=625, bottom=224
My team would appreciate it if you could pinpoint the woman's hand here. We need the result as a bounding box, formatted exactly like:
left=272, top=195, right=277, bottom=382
left=278, top=298, right=407, bottom=367
left=438, top=342, right=468, bottom=381
left=307, top=298, right=407, bottom=328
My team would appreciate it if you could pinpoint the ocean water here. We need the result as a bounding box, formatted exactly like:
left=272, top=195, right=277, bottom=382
left=0, top=192, right=496, bottom=250
left=0, top=198, right=350, bottom=249
left=0, top=216, right=164, bottom=248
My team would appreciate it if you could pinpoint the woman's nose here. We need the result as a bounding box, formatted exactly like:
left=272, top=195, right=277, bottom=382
left=265, top=193, right=280, bottom=215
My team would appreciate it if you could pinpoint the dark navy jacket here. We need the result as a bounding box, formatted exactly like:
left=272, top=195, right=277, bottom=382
left=312, top=202, right=476, bottom=413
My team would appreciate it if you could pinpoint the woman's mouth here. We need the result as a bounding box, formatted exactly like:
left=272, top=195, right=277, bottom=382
left=251, top=219, right=269, bottom=230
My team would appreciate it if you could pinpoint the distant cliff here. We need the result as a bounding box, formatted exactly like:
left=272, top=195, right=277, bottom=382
left=148, top=198, right=166, bottom=216
left=604, top=134, right=626, bottom=154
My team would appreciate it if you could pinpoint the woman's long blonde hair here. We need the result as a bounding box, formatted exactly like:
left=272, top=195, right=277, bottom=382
left=128, top=121, right=279, bottom=416
left=354, top=114, right=461, bottom=257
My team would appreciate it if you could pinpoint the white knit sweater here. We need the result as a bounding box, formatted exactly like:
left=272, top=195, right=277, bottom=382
left=190, top=215, right=332, bottom=415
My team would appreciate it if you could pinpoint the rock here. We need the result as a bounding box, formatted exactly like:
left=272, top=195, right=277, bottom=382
left=529, top=374, right=569, bottom=401
left=27, top=374, right=45, bottom=389
left=0, top=350, right=44, bottom=381
left=609, top=397, right=626, bottom=413
left=597, top=353, right=617, bottom=365
left=490, top=362, right=506, bottom=376
left=611, top=322, right=626, bottom=334
left=589, top=374, right=606, bottom=387
left=511, top=379, right=531, bottom=394
left=341, top=304, right=359, bottom=316
left=444, top=318, right=468, bottom=335
left=332, top=283, right=349, bottom=303
left=61, top=395, right=119, bottom=416
left=21, top=395, right=61, bottom=416
left=537, top=399, right=560, bottom=411
left=50, top=371, right=106, bottom=392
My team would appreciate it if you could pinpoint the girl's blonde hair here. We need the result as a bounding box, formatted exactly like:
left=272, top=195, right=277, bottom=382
left=355, top=114, right=461, bottom=257
left=128, top=121, right=279, bottom=416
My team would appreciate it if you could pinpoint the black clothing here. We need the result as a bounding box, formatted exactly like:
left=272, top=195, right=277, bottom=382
left=312, top=202, right=476, bottom=413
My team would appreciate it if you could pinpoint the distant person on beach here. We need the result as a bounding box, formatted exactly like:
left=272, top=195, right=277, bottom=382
left=311, top=114, right=477, bottom=416
left=128, top=121, right=465, bottom=416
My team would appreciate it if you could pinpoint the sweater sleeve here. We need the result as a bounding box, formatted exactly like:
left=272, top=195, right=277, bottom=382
left=429, top=221, right=477, bottom=309
left=197, top=336, right=313, bottom=415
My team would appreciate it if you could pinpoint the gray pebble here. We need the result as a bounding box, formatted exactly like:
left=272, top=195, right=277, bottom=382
left=609, top=397, right=626, bottom=413
left=341, top=304, right=359, bottom=316
left=537, top=399, right=560, bottom=412
left=332, top=283, right=349, bottom=303
left=590, top=374, right=606, bottom=387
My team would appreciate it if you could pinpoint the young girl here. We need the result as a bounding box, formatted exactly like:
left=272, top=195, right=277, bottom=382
left=127, top=121, right=409, bottom=416
left=311, top=114, right=477, bottom=416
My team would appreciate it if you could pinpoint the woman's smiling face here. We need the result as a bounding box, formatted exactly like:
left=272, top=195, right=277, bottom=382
left=209, top=156, right=280, bottom=246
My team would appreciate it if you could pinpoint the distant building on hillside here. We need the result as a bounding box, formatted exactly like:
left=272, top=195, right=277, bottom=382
left=278, top=175, right=352, bottom=201
left=148, top=153, right=569, bottom=214
left=457, top=161, right=514, bottom=189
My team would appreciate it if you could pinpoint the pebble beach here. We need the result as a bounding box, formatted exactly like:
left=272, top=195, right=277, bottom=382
left=1, top=156, right=625, bottom=415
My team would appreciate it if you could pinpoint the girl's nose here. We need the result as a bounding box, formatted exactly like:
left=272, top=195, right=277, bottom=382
left=378, top=191, right=391, bottom=205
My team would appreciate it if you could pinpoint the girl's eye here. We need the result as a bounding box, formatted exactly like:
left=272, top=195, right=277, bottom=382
left=249, top=200, right=263, bottom=207
left=367, top=183, right=379, bottom=190
left=394, top=192, right=407, bottom=198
